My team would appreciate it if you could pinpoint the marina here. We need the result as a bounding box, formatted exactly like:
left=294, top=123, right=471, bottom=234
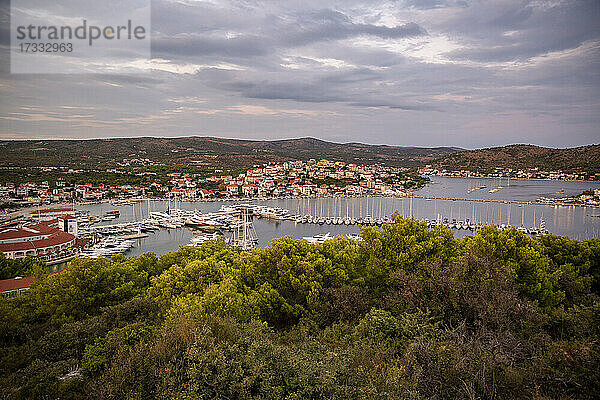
left=2, top=177, right=596, bottom=261
left=58, top=177, right=598, bottom=258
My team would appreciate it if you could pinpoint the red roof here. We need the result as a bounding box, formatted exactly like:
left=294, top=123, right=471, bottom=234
left=0, top=220, right=28, bottom=229
left=0, top=221, right=75, bottom=252
left=31, top=230, right=75, bottom=248
left=34, top=208, right=74, bottom=214
left=0, top=229, right=43, bottom=240
left=0, top=220, right=59, bottom=241
left=0, top=276, right=35, bottom=292
left=29, top=220, right=59, bottom=234
left=0, top=268, right=67, bottom=293
left=0, top=241, right=36, bottom=252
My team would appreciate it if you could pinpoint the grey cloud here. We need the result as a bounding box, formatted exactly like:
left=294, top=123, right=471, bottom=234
left=220, top=80, right=345, bottom=103
left=0, top=26, right=8, bottom=46
left=152, top=34, right=270, bottom=58
left=92, top=74, right=164, bottom=86
left=324, top=47, right=405, bottom=67
left=279, top=9, right=426, bottom=47
left=444, top=0, right=600, bottom=62
left=349, top=101, right=440, bottom=111
left=151, top=5, right=427, bottom=60
left=402, top=0, right=466, bottom=10
left=151, top=0, right=260, bottom=35
left=1, top=0, right=599, bottom=148
left=209, top=66, right=440, bottom=113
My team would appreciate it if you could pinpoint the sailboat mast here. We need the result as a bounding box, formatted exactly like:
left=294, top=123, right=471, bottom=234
left=242, top=208, right=247, bottom=250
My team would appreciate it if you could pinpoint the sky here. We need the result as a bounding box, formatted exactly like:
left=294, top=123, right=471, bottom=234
left=0, top=0, right=599, bottom=149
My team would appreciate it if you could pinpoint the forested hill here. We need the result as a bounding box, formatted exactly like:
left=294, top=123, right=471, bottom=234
left=429, top=144, right=600, bottom=175
left=3, top=137, right=597, bottom=175
left=0, top=137, right=461, bottom=169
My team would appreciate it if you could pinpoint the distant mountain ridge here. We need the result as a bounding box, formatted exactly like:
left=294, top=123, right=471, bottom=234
left=0, top=137, right=462, bottom=169
left=1, top=138, right=597, bottom=174
left=429, top=144, right=600, bottom=175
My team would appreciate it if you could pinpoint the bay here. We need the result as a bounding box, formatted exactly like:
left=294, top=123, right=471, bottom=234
left=75, top=177, right=600, bottom=257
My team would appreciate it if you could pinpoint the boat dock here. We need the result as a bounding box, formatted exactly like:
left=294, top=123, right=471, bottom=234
left=407, top=194, right=596, bottom=208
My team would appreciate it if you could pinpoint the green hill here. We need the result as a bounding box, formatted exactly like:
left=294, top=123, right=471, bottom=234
left=0, top=137, right=461, bottom=169
left=430, top=144, right=600, bottom=175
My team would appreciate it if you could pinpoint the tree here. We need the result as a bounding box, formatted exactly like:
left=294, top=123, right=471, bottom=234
left=462, top=226, right=563, bottom=309
left=0, top=253, right=47, bottom=280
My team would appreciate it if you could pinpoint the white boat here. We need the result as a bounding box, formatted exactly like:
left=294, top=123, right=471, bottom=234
left=190, top=232, right=223, bottom=246
left=346, top=233, right=362, bottom=241
left=303, top=232, right=333, bottom=244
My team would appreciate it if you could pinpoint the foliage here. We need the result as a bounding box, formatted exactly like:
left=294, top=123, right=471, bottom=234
left=430, top=143, right=600, bottom=177
left=0, top=217, right=599, bottom=399
left=312, top=177, right=356, bottom=187
left=462, top=226, right=563, bottom=309
left=0, top=253, right=47, bottom=280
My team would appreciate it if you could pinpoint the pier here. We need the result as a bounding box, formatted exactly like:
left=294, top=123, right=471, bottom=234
left=406, top=194, right=595, bottom=207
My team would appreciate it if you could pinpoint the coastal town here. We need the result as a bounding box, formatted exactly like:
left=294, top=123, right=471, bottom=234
left=1, top=156, right=598, bottom=282
left=0, top=159, right=423, bottom=287
left=4, top=158, right=600, bottom=214
left=419, top=164, right=600, bottom=181
left=0, top=159, right=422, bottom=210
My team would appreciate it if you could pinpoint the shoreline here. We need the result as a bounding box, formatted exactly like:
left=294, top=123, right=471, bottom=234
left=423, top=175, right=600, bottom=183
left=2, top=176, right=600, bottom=223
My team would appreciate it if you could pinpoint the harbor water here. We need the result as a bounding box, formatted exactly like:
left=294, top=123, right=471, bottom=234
left=76, top=177, right=600, bottom=257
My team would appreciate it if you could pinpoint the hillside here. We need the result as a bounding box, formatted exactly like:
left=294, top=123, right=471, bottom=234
left=0, top=137, right=460, bottom=169
left=429, top=144, right=600, bottom=175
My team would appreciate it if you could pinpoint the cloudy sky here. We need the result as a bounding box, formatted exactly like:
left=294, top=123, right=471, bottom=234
left=1, top=0, right=599, bottom=149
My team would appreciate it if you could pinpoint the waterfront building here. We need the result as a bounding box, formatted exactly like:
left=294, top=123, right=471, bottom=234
left=29, top=208, right=75, bottom=221
left=0, top=216, right=83, bottom=263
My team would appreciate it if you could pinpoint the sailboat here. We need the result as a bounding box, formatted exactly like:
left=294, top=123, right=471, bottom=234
left=344, top=199, right=350, bottom=225
left=229, top=207, right=258, bottom=250
left=539, top=218, right=547, bottom=234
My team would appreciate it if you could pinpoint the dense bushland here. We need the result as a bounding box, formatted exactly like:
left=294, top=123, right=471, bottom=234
left=1, top=215, right=599, bottom=399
